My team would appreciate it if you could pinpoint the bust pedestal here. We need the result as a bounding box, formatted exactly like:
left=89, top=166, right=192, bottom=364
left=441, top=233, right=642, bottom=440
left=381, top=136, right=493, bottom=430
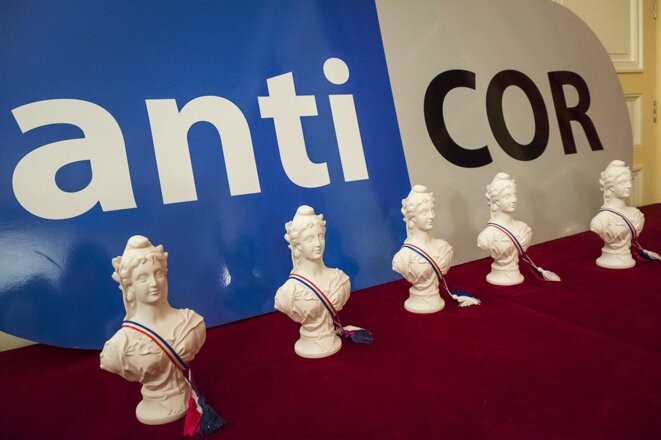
left=486, top=264, right=524, bottom=286
left=404, top=291, right=445, bottom=314
left=595, top=247, right=636, bottom=269
left=294, top=329, right=342, bottom=359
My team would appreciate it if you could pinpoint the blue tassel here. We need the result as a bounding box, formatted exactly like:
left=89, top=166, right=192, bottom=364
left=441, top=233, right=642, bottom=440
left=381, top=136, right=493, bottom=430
left=450, top=290, right=481, bottom=307
left=637, top=248, right=660, bottom=262
left=342, top=326, right=374, bottom=344
left=452, top=290, right=476, bottom=299
left=197, top=396, right=226, bottom=436
left=532, top=266, right=561, bottom=282
left=348, top=329, right=373, bottom=344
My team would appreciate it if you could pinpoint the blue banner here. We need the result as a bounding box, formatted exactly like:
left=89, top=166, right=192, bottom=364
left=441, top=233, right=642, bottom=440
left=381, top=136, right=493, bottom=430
left=0, top=0, right=409, bottom=348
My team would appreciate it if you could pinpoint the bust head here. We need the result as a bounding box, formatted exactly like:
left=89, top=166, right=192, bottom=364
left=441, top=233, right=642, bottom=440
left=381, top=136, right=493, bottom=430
left=401, top=185, right=436, bottom=234
left=111, top=235, right=169, bottom=319
left=599, top=160, right=632, bottom=203
left=284, top=206, right=327, bottom=267
left=486, top=173, right=517, bottom=216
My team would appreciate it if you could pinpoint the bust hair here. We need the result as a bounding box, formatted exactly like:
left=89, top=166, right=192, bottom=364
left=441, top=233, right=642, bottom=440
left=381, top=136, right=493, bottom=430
left=111, top=235, right=168, bottom=313
left=401, top=184, right=435, bottom=230
left=599, top=160, right=630, bottom=201
left=284, top=205, right=326, bottom=265
left=485, top=172, right=516, bottom=213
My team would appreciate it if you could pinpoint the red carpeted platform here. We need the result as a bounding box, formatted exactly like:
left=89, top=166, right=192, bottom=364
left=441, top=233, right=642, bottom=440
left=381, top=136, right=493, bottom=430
left=1, top=205, right=660, bottom=440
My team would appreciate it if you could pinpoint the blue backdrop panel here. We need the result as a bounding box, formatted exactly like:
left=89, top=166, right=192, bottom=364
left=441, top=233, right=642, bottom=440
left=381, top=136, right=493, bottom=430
left=0, top=0, right=409, bottom=348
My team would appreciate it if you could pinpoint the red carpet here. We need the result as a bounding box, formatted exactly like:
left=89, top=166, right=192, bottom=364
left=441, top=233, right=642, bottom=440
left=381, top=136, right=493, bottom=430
left=1, top=205, right=660, bottom=440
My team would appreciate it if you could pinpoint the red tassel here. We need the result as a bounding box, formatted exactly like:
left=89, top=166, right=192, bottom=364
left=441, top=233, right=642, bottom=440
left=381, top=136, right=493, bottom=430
left=183, top=396, right=201, bottom=437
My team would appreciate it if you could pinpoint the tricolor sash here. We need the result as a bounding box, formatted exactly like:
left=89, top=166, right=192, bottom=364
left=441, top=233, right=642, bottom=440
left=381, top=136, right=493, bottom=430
left=599, top=208, right=660, bottom=262
left=122, top=320, right=226, bottom=436
left=288, top=273, right=373, bottom=344
left=401, top=243, right=480, bottom=307
left=486, top=222, right=561, bottom=282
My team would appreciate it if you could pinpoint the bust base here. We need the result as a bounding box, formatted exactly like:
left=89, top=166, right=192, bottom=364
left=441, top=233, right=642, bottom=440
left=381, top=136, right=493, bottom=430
left=596, top=252, right=635, bottom=269
left=486, top=269, right=524, bottom=286
left=136, top=395, right=187, bottom=425
left=294, top=334, right=342, bottom=359
left=404, top=294, right=445, bottom=314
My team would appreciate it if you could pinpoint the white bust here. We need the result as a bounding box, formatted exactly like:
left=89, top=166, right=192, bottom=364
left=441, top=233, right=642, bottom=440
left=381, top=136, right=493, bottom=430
left=477, top=173, right=532, bottom=286
left=100, top=235, right=206, bottom=425
left=590, top=160, right=644, bottom=269
left=274, top=206, right=350, bottom=359
left=392, top=185, right=453, bottom=313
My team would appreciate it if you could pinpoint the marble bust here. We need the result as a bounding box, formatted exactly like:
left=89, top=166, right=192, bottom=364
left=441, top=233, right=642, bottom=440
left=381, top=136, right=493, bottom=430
left=477, top=173, right=531, bottom=285
left=392, top=185, right=453, bottom=313
left=100, top=235, right=206, bottom=425
left=274, top=206, right=350, bottom=359
left=590, top=160, right=644, bottom=268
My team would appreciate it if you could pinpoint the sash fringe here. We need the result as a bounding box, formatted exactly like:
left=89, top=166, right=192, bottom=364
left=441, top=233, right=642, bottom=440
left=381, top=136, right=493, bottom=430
left=341, top=325, right=374, bottom=344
